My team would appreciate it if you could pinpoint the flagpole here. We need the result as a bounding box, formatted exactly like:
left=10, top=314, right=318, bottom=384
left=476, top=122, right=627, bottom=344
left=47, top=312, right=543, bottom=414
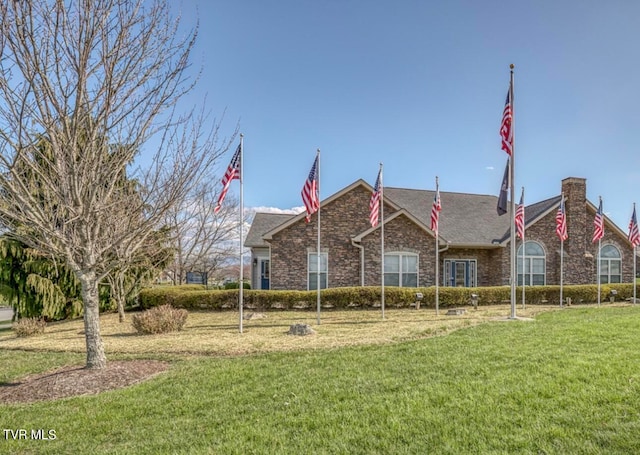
left=435, top=176, right=440, bottom=316
left=560, top=237, right=564, bottom=308
left=559, top=194, right=565, bottom=308
left=239, top=134, right=244, bottom=333
left=316, top=149, right=321, bottom=325
left=597, top=237, right=601, bottom=307
left=521, top=187, right=525, bottom=310
left=509, top=64, right=517, bottom=319
left=633, top=203, right=637, bottom=305
left=634, top=244, right=637, bottom=304
left=380, top=163, right=385, bottom=319
left=596, top=196, right=604, bottom=306
left=597, top=196, right=602, bottom=307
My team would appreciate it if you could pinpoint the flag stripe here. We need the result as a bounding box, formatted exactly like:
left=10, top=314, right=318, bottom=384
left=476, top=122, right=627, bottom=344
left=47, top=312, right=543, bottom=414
left=301, top=155, right=319, bottom=222
left=514, top=190, right=524, bottom=239
left=593, top=199, right=604, bottom=243
left=369, top=169, right=382, bottom=227
left=214, top=143, right=241, bottom=214
left=500, top=87, right=513, bottom=156
left=430, top=185, right=441, bottom=234
left=629, top=206, right=640, bottom=247
left=555, top=196, right=568, bottom=241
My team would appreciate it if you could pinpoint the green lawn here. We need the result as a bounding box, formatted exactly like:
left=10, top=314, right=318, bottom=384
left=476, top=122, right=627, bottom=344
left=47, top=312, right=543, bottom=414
left=3, top=306, right=640, bottom=453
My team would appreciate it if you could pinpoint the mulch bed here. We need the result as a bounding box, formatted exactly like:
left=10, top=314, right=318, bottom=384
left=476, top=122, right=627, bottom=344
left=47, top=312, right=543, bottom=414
left=0, top=360, right=170, bottom=405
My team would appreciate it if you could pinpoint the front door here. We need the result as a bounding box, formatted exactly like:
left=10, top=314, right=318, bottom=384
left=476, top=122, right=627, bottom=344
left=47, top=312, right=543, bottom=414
left=260, top=259, right=270, bottom=290
left=444, top=259, right=477, bottom=287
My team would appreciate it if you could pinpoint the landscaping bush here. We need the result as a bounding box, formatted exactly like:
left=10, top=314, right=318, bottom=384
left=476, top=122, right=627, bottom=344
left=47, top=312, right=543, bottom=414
left=12, top=317, right=46, bottom=337
left=223, top=281, right=251, bottom=290
left=131, top=304, right=188, bottom=334
left=138, top=283, right=637, bottom=313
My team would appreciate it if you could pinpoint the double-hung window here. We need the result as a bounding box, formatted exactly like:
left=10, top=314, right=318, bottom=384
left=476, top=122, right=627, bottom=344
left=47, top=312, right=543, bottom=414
left=384, top=253, right=418, bottom=287
left=308, top=252, right=328, bottom=290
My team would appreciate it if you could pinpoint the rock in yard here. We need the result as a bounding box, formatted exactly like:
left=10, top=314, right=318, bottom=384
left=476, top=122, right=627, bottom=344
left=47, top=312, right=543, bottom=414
left=287, top=323, right=316, bottom=336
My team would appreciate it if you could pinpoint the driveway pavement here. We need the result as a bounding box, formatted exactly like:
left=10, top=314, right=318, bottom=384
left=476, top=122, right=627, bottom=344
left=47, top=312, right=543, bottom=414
left=0, top=306, right=13, bottom=326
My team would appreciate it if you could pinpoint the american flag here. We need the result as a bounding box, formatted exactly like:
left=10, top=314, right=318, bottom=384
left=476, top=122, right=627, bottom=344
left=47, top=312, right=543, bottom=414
left=592, top=198, right=604, bottom=243
left=301, top=155, right=319, bottom=223
left=369, top=168, right=382, bottom=227
left=500, top=86, right=513, bottom=156
left=515, top=189, right=524, bottom=239
left=213, top=142, right=241, bottom=214
left=555, top=195, right=568, bottom=241
left=629, top=205, right=640, bottom=247
left=430, top=183, right=441, bottom=234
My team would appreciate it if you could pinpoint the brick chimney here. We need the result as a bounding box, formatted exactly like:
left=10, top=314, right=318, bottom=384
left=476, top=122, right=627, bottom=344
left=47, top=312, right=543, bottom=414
left=561, top=177, right=591, bottom=284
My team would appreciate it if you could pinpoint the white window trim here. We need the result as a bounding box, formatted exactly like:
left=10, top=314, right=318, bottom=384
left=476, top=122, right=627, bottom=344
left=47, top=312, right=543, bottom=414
left=599, top=244, right=622, bottom=284
left=517, top=240, right=547, bottom=286
left=307, top=252, right=328, bottom=291
left=383, top=252, right=419, bottom=288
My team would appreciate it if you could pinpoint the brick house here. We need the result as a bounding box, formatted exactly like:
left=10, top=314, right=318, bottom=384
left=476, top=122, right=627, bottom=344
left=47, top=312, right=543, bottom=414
left=245, top=177, right=635, bottom=290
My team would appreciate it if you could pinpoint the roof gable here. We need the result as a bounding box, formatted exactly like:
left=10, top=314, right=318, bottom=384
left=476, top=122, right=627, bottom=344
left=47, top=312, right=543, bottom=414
left=262, top=179, right=402, bottom=240
left=245, top=213, right=295, bottom=247
left=352, top=208, right=448, bottom=243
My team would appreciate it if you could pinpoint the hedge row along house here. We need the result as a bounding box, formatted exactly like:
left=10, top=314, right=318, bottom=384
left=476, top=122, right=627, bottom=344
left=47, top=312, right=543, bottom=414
left=245, top=177, right=635, bottom=291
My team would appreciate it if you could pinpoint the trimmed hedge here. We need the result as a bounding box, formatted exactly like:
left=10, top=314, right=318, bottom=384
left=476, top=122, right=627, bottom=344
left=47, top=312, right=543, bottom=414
left=139, top=283, right=638, bottom=311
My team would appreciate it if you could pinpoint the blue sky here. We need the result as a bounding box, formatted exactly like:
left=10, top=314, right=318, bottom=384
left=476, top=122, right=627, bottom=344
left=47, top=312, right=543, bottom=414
left=169, top=0, right=640, bottom=229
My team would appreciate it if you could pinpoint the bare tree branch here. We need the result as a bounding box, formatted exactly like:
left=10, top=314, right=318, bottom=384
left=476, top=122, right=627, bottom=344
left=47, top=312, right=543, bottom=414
left=0, top=0, right=233, bottom=368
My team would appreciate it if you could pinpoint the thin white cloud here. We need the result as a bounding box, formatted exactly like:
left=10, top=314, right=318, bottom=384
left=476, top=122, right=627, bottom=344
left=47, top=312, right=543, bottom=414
left=485, top=166, right=495, bottom=171
left=248, top=206, right=305, bottom=215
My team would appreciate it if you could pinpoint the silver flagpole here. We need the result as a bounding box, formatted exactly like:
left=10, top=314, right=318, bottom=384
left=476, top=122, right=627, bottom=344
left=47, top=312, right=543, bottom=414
left=509, top=64, right=517, bottom=319
left=597, top=196, right=602, bottom=307
left=435, top=176, right=440, bottom=316
left=597, top=237, right=601, bottom=307
left=560, top=238, right=564, bottom=308
left=380, top=163, right=385, bottom=319
left=239, top=134, right=244, bottom=333
left=560, top=194, right=565, bottom=308
left=521, top=187, right=525, bottom=310
left=634, top=244, right=637, bottom=304
left=316, top=149, right=321, bottom=325
left=634, top=203, right=637, bottom=305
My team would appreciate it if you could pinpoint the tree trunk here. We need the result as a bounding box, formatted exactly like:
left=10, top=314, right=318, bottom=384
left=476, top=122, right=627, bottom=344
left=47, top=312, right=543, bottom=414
left=77, top=270, right=107, bottom=369
left=117, top=272, right=126, bottom=323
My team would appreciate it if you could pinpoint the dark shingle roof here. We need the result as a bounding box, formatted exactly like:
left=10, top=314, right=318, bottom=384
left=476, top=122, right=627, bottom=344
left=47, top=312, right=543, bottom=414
left=245, top=213, right=295, bottom=247
left=384, top=187, right=512, bottom=245
left=495, top=195, right=562, bottom=243
left=246, top=182, right=573, bottom=248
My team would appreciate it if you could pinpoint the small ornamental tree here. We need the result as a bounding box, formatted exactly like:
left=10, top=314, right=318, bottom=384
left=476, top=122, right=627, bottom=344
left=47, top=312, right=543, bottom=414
left=0, top=1, right=231, bottom=368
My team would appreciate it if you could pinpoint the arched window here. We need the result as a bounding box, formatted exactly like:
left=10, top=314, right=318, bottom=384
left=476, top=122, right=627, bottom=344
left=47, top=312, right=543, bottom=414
left=599, top=244, right=621, bottom=284
left=516, top=241, right=546, bottom=286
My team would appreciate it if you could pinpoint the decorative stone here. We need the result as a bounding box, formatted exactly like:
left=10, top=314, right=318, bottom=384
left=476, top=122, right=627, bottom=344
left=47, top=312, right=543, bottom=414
left=287, top=323, right=316, bottom=336
left=446, top=308, right=466, bottom=316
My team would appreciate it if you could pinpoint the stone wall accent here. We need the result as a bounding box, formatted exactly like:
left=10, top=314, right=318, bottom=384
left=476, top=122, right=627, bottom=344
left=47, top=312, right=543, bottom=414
left=561, top=177, right=592, bottom=284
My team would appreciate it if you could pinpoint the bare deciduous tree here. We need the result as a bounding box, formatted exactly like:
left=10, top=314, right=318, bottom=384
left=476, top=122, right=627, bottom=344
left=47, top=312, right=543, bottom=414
left=165, top=182, right=241, bottom=286
left=0, top=1, right=232, bottom=368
